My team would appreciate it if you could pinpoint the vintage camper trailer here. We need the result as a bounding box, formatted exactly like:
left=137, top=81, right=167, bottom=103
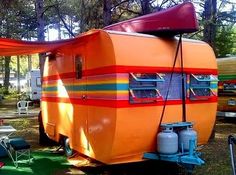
left=217, top=57, right=236, bottom=118
left=39, top=28, right=218, bottom=164
left=0, top=2, right=217, bottom=168
left=25, top=69, right=41, bottom=102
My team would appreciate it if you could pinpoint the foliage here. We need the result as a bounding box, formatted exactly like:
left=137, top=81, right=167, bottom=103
left=0, top=0, right=36, bottom=39
left=0, top=87, right=4, bottom=95
left=0, top=0, right=236, bottom=88
left=10, top=55, right=39, bottom=77
left=215, top=26, right=236, bottom=57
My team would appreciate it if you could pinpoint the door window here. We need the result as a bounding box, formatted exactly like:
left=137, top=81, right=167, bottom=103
left=75, top=56, right=83, bottom=79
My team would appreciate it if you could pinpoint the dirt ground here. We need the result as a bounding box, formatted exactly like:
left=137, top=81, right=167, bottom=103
left=5, top=117, right=235, bottom=175
left=1, top=97, right=236, bottom=174
left=193, top=118, right=236, bottom=174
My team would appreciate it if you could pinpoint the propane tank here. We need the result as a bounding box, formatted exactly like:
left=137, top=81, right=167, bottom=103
left=157, top=128, right=178, bottom=154
left=179, top=127, right=197, bottom=151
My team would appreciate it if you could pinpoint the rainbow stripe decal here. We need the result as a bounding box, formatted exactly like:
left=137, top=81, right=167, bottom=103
left=42, top=73, right=129, bottom=100
left=42, top=71, right=218, bottom=108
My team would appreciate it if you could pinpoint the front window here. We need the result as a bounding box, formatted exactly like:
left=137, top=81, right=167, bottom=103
left=189, top=74, right=217, bottom=100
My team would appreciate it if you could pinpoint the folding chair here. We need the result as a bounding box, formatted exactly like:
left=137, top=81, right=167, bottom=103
left=229, top=135, right=236, bottom=175
left=7, top=137, right=31, bottom=168
left=0, top=162, right=4, bottom=168
left=17, top=101, right=30, bottom=115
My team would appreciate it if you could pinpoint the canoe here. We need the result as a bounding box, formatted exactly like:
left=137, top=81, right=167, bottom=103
left=103, top=2, right=198, bottom=36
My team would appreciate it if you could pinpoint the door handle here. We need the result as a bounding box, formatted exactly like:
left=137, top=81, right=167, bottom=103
left=82, top=94, right=87, bottom=100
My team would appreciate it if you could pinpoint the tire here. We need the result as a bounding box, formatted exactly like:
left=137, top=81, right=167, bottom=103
left=64, top=137, right=74, bottom=157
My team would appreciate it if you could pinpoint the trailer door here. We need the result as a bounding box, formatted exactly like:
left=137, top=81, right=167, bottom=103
left=73, top=54, right=89, bottom=150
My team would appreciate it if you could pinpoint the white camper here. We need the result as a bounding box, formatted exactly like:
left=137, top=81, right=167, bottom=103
left=25, top=69, right=41, bottom=101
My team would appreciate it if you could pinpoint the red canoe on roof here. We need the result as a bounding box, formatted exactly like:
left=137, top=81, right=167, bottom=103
left=103, top=2, right=198, bottom=36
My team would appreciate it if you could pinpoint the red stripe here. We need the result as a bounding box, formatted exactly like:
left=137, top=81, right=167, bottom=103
left=41, top=97, right=217, bottom=108
left=218, top=80, right=236, bottom=85
left=43, top=72, right=75, bottom=81
left=43, top=66, right=217, bottom=81
left=84, top=66, right=218, bottom=76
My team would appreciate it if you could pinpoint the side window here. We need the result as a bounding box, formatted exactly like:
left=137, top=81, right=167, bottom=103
left=36, top=77, right=41, bottom=87
left=223, top=83, right=236, bottom=91
left=75, top=56, right=83, bottom=79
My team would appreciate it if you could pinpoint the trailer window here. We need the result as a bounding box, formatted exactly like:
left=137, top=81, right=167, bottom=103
left=36, top=77, right=41, bottom=87
left=75, top=56, right=83, bottom=79
left=188, top=74, right=218, bottom=100
left=223, top=83, right=236, bottom=91
left=129, top=73, right=164, bottom=104
left=48, top=53, right=56, bottom=61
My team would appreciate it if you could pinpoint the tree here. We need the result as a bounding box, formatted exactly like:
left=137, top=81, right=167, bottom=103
left=140, top=0, right=152, bottom=15
left=0, top=0, right=34, bottom=93
left=103, top=0, right=112, bottom=26
left=202, top=0, right=217, bottom=52
left=35, top=0, right=46, bottom=78
left=3, top=57, right=11, bottom=94
left=215, top=26, right=236, bottom=57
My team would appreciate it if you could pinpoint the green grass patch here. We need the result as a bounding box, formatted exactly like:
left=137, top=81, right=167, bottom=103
left=0, top=151, right=72, bottom=175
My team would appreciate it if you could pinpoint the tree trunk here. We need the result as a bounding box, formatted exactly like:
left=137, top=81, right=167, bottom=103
left=35, top=0, right=45, bottom=77
left=57, top=22, right=61, bottom=40
left=3, top=56, right=11, bottom=94
left=28, top=55, right=32, bottom=71
left=140, top=0, right=151, bottom=15
left=17, top=56, right=20, bottom=94
left=79, top=0, right=86, bottom=33
left=36, top=0, right=45, bottom=42
left=203, top=0, right=217, bottom=53
left=103, top=0, right=112, bottom=26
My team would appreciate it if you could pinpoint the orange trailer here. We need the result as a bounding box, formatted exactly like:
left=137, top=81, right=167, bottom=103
left=39, top=29, right=217, bottom=164
left=0, top=3, right=217, bottom=166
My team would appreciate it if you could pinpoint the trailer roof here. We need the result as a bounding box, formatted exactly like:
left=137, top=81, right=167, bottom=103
left=0, top=29, right=206, bottom=57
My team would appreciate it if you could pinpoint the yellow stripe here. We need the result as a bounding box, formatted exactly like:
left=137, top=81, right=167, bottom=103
left=76, top=80, right=129, bottom=85
left=43, top=79, right=128, bottom=87
left=74, top=91, right=127, bottom=94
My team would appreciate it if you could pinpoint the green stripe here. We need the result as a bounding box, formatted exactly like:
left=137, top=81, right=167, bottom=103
left=218, top=74, right=236, bottom=81
left=43, top=84, right=129, bottom=92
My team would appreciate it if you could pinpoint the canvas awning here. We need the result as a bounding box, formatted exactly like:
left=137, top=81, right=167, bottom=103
left=0, top=37, right=76, bottom=56
left=0, top=30, right=100, bottom=56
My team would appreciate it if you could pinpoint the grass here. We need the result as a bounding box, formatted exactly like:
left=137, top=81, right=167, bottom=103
left=193, top=118, right=236, bottom=175
left=0, top=151, right=72, bottom=175
left=1, top=96, right=236, bottom=174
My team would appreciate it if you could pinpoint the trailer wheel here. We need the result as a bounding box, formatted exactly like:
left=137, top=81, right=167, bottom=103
left=64, top=137, right=74, bottom=157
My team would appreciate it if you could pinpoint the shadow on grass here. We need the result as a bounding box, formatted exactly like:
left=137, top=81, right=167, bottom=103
left=0, top=151, right=72, bottom=175
left=79, top=160, right=188, bottom=175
